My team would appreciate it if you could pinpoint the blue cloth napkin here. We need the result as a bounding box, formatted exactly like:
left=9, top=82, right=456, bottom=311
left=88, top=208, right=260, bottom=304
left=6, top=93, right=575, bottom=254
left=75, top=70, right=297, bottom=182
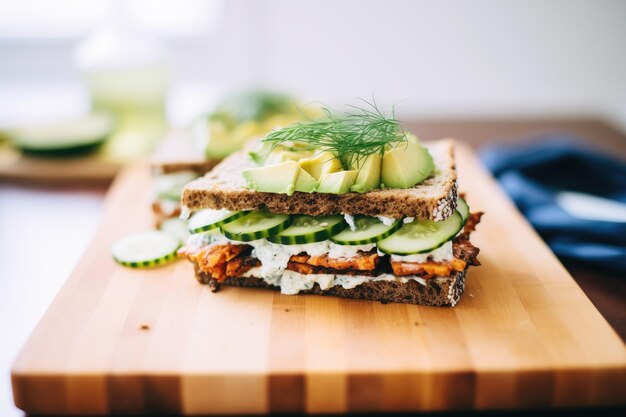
left=479, top=135, right=626, bottom=273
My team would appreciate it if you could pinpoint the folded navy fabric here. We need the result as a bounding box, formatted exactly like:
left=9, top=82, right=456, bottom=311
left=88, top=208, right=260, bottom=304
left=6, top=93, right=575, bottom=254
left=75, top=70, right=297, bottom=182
left=479, top=135, right=626, bottom=273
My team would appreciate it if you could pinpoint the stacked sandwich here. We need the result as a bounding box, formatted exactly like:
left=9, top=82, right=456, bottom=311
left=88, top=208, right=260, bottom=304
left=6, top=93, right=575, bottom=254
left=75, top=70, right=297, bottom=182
left=178, top=105, right=482, bottom=306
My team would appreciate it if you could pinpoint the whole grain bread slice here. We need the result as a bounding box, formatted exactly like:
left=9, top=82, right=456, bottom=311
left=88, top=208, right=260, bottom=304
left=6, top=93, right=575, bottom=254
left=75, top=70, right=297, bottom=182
left=182, top=139, right=458, bottom=220
left=194, top=267, right=467, bottom=307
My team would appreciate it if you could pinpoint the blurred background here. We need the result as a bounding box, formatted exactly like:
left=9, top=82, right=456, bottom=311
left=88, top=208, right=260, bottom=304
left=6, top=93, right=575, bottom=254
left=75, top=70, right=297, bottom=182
left=1, top=1, right=625, bottom=415
left=1, top=0, right=625, bottom=133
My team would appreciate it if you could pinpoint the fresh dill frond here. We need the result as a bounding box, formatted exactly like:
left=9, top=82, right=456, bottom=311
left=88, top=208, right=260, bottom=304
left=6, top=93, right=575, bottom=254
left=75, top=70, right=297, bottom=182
left=262, top=99, right=406, bottom=168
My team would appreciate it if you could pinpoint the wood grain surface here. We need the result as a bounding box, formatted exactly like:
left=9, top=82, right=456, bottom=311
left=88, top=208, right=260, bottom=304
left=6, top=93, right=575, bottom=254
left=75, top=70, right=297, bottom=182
left=11, top=142, right=626, bottom=414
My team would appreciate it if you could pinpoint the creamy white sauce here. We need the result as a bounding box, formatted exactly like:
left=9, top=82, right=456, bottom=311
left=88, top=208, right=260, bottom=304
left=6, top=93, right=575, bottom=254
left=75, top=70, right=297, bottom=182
left=343, top=214, right=357, bottom=231
left=246, top=239, right=376, bottom=276
left=376, top=215, right=396, bottom=226
left=403, top=217, right=415, bottom=224
left=248, top=240, right=325, bottom=277
left=388, top=240, right=453, bottom=263
left=242, top=267, right=429, bottom=295
left=328, top=242, right=375, bottom=258
left=186, top=229, right=233, bottom=248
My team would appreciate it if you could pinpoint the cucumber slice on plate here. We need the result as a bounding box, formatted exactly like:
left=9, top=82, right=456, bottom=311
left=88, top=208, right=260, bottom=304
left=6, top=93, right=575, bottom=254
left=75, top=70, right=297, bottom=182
left=188, top=209, right=247, bottom=234
left=220, top=210, right=292, bottom=242
left=10, top=113, right=113, bottom=157
left=158, top=217, right=190, bottom=244
left=377, top=211, right=463, bottom=255
left=268, top=215, right=346, bottom=245
left=112, top=231, right=180, bottom=268
left=456, top=197, right=469, bottom=225
left=155, top=171, right=198, bottom=202
left=331, top=216, right=402, bottom=245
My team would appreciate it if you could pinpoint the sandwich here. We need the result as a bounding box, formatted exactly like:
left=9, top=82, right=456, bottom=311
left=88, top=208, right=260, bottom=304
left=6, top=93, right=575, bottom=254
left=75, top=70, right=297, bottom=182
left=151, top=134, right=220, bottom=220
left=151, top=90, right=316, bottom=221
left=178, top=103, right=482, bottom=306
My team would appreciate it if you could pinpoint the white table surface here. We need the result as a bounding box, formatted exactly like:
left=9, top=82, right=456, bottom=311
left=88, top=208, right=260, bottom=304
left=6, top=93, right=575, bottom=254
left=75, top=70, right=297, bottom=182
left=0, top=184, right=105, bottom=416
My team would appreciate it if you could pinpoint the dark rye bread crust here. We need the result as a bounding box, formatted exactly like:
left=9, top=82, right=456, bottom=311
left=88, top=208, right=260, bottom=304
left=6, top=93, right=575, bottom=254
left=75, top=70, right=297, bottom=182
left=182, top=140, right=458, bottom=220
left=194, top=266, right=468, bottom=307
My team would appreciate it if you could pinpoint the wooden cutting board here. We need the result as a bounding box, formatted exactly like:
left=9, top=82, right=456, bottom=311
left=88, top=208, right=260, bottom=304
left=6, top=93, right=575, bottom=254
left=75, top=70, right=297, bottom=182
left=11, top=142, right=626, bottom=414
left=0, top=130, right=197, bottom=185
left=0, top=140, right=120, bottom=185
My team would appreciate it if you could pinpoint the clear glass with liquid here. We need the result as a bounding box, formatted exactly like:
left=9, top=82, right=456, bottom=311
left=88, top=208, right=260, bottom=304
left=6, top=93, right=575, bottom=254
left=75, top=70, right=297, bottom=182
left=75, top=26, right=168, bottom=162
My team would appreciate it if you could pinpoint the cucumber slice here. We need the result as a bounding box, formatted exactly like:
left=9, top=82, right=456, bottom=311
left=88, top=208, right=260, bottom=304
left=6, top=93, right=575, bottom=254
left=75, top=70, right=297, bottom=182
left=331, top=216, right=402, bottom=245
left=158, top=217, right=190, bottom=244
left=188, top=209, right=247, bottom=234
left=457, top=197, right=469, bottom=225
left=220, top=210, right=292, bottom=242
left=112, top=231, right=180, bottom=268
left=11, top=113, right=113, bottom=157
left=155, top=171, right=198, bottom=202
left=377, top=211, right=463, bottom=255
left=268, top=215, right=346, bottom=245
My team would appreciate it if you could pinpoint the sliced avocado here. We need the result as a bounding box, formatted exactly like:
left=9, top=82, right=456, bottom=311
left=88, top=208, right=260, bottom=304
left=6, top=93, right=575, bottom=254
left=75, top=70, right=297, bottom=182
left=202, top=118, right=263, bottom=160
left=317, top=170, right=358, bottom=194
left=381, top=142, right=434, bottom=189
left=405, top=132, right=420, bottom=144
left=350, top=153, right=381, bottom=193
left=248, top=141, right=274, bottom=165
left=284, top=140, right=315, bottom=152
left=197, top=118, right=239, bottom=159
left=294, top=168, right=318, bottom=192
left=299, top=151, right=342, bottom=180
left=249, top=141, right=313, bottom=166
left=242, top=161, right=300, bottom=195
left=266, top=150, right=310, bottom=165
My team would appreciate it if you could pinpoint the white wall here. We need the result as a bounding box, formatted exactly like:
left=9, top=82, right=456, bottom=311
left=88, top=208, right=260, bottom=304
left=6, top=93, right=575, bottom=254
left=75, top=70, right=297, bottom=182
left=227, top=0, right=626, bottom=128
left=1, top=0, right=625, bottom=130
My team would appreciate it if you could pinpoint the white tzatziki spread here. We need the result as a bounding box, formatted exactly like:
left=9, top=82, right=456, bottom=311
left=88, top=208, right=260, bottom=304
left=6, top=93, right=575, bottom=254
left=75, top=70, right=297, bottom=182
left=343, top=214, right=357, bottom=231
left=246, top=239, right=376, bottom=277
left=376, top=215, right=396, bottom=226
left=242, top=267, right=428, bottom=295
left=186, top=231, right=448, bottom=295
left=186, top=229, right=232, bottom=248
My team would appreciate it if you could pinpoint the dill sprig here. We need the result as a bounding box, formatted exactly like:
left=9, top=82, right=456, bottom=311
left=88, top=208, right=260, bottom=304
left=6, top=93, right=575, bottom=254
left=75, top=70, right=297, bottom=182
left=262, top=99, right=406, bottom=168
